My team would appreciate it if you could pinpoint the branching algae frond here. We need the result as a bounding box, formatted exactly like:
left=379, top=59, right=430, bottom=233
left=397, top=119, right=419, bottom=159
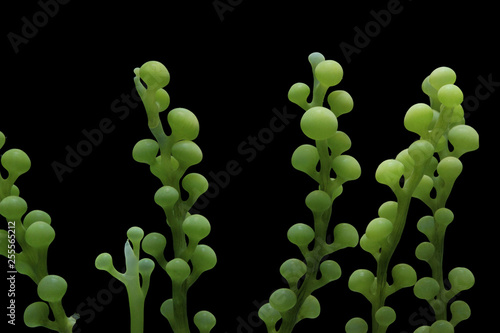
left=258, top=52, right=361, bottom=333
left=345, top=66, right=478, bottom=333
left=96, top=61, right=217, bottom=333
left=0, top=134, right=76, bottom=332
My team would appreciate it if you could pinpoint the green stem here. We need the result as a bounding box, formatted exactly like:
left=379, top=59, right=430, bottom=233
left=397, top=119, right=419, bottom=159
left=172, top=281, right=190, bottom=333
left=49, top=301, right=76, bottom=333
left=372, top=162, right=428, bottom=333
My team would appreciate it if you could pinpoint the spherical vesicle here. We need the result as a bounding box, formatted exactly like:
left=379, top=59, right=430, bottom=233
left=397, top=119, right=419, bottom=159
left=375, top=306, right=396, bottom=327
left=315, top=60, right=343, bottom=87
left=154, top=186, right=180, bottom=209
left=365, top=218, right=393, bottom=242
left=328, top=90, right=353, bottom=117
left=0, top=196, right=28, bottom=220
left=1, top=148, right=31, bottom=177
left=438, top=84, right=463, bottom=107
left=288, top=82, right=310, bottom=108
left=414, top=277, right=440, bottom=300
left=448, top=267, right=475, bottom=291
left=375, top=159, right=405, bottom=187
left=193, top=310, right=216, bottom=333
left=37, top=275, right=68, bottom=302
left=291, top=144, right=319, bottom=174
left=139, top=61, right=170, bottom=89
left=24, top=302, right=50, bottom=328
left=142, top=232, right=167, bottom=257
left=404, top=103, right=434, bottom=136
left=287, top=223, right=315, bottom=247
left=168, top=108, right=200, bottom=140
left=300, top=107, right=338, bottom=140
left=171, top=140, right=203, bottom=167
left=448, top=124, right=479, bottom=154
left=25, top=222, right=55, bottom=248
left=332, top=155, right=361, bottom=181
left=429, top=67, right=456, bottom=90
left=191, top=244, right=217, bottom=272
left=280, top=258, right=307, bottom=285
left=333, top=223, right=359, bottom=248
left=305, top=190, right=331, bottom=213
left=391, top=264, right=417, bottom=289
left=183, top=214, right=211, bottom=242
left=166, top=258, right=191, bottom=282
left=132, top=139, right=159, bottom=165
left=23, top=210, right=51, bottom=229
left=269, top=288, right=297, bottom=313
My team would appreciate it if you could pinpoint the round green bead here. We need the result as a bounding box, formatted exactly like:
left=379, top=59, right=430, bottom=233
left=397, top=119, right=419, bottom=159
left=345, top=317, right=368, bottom=333
left=332, top=155, right=361, bottom=181
left=258, top=303, right=281, bottom=327
left=291, top=144, right=319, bottom=174
left=280, top=258, right=307, bottom=285
left=305, top=190, right=331, bottom=213
left=300, top=107, right=338, bottom=140
left=193, top=310, right=216, bottom=333
left=23, top=210, right=51, bottom=229
left=375, top=306, right=396, bottom=327
left=348, top=269, right=375, bottom=295
left=450, top=300, right=471, bottom=324
left=391, top=264, right=417, bottom=289
left=333, top=223, right=359, bottom=248
left=171, top=140, right=203, bottom=167
left=1, top=148, right=31, bottom=177
left=448, top=124, right=479, bottom=154
left=297, top=295, right=320, bottom=320
left=269, top=288, right=297, bottom=313
left=155, top=88, right=170, bottom=112
left=415, top=242, right=435, bottom=262
left=448, top=267, right=474, bottom=291
left=142, top=232, right=167, bottom=258
left=320, top=260, right=341, bottom=282
left=327, top=131, right=352, bottom=157
left=166, top=258, right=191, bottom=283
left=37, top=275, right=67, bottom=302
left=328, top=90, right=353, bottom=117
left=438, top=84, right=463, bottom=107
left=183, top=214, right=211, bottom=242
left=378, top=201, right=398, bottom=223
left=287, top=223, right=315, bottom=247
left=429, top=67, right=456, bottom=90
left=25, top=222, right=55, bottom=248
left=127, top=226, right=144, bottom=244
left=408, top=140, right=434, bottom=165
left=430, top=320, right=454, bottom=333
left=95, top=253, right=114, bottom=271
left=191, top=244, right=217, bottom=272
left=434, top=208, right=454, bottom=228
left=154, top=186, right=180, bottom=209
left=414, top=277, right=440, bottom=300
left=404, top=103, right=434, bottom=136
left=288, top=82, right=310, bottom=108
left=139, top=61, right=170, bottom=89
left=24, top=302, right=50, bottom=328
left=0, top=195, right=28, bottom=220
left=132, top=139, right=159, bottom=165
left=365, top=218, right=393, bottom=242
left=315, top=60, right=343, bottom=87
left=167, top=108, right=199, bottom=141
left=182, top=173, right=209, bottom=197
left=375, top=159, right=404, bottom=187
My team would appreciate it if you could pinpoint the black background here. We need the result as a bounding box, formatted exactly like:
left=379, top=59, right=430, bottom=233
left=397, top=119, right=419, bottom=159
left=2, top=1, right=498, bottom=332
